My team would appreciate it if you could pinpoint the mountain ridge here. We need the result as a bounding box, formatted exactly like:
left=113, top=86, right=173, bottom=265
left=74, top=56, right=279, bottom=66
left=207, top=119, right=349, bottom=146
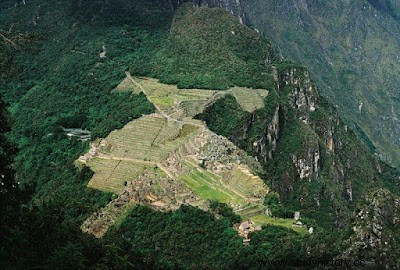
left=1, top=1, right=400, bottom=268
left=240, top=0, right=400, bottom=167
left=171, top=0, right=400, bottom=168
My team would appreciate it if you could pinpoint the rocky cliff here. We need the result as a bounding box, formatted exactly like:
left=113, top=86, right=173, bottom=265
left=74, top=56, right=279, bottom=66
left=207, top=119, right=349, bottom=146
left=253, top=106, right=280, bottom=164
left=166, top=0, right=247, bottom=24
left=341, top=189, right=400, bottom=268
left=239, top=0, right=400, bottom=168
left=170, top=0, right=400, bottom=168
left=200, top=53, right=399, bottom=229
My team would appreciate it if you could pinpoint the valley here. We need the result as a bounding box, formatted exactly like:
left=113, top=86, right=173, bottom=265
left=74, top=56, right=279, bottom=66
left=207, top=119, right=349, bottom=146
left=1, top=1, right=399, bottom=268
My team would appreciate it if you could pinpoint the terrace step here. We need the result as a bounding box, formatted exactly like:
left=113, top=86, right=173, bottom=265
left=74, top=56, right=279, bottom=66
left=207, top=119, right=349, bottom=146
left=236, top=205, right=266, bottom=217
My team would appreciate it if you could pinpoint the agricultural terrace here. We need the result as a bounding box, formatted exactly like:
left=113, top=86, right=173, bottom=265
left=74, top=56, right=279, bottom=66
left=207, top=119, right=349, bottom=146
left=114, top=75, right=269, bottom=116
left=227, top=87, right=269, bottom=113
left=82, top=114, right=201, bottom=193
left=80, top=75, right=301, bottom=237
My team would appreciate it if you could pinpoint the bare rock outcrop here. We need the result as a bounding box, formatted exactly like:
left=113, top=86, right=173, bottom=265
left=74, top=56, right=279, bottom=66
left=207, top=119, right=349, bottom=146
left=341, top=189, right=400, bottom=268
left=282, top=68, right=318, bottom=123
left=253, top=106, right=280, bottom=164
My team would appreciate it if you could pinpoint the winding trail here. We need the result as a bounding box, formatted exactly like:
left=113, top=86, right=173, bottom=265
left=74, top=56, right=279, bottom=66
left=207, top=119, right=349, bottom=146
left=125, top=72, right=207, bottom=129
left=96, top=153, right=156, bottom=166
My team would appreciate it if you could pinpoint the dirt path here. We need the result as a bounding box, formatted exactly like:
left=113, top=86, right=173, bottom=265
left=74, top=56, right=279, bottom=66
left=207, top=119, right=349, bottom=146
left=156, top=163, right=176, bottom=179
left=126, top=72, right=166, bottom=116
left=125, top=72, right=205, bottom=129
left=97, top=153, right=156, bottom=166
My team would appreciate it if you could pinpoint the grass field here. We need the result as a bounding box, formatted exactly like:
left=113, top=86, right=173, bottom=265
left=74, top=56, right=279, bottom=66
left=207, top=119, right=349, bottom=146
left=180, top=162, right=244, bottom=204
left=250, top=214, right=308, bottom=235
left=179, top=161, right=271, bottom=220
left=228, top=87, right=269, bottom=113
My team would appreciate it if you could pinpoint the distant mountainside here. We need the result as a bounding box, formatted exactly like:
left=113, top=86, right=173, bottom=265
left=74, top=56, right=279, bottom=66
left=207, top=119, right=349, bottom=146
left=180, top=0, right=400, bottom=168
left=368, top=0, right=400, bottom=19
left=237, top=0, right=400, bottom=168
left=1, top=0, right=400, bottom=269
left=161, top=0, right=400, bottom=190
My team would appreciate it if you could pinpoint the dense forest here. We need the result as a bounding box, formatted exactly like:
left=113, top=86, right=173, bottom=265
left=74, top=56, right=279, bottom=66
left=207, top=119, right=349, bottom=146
left=1, top=1, right=400, bottom=269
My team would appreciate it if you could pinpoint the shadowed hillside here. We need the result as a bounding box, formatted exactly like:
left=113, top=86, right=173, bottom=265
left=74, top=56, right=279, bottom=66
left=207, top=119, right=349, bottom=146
left=0, top=1, right=400, bottom=269
left=240, top=0, right=400, bottom=167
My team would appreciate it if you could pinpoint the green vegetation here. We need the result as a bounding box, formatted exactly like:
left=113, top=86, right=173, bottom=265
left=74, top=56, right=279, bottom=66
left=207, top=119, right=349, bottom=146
left=196, top=95, right=250, bottom=138
left=368, top=0, right=400, bottom=20
left=250, top=215, right=308, bottom=236
left=104, top=205, right=244, bottom=269
left=238, top=225, right=307, bottom=268
left=1, top=1, right=399, bottom=269
left=0, top=95, right=16, bottom=197
left=263, top=191, right=293, bottom=218
left=156, top=5, right=277, bottom=90
left=209, top=201, right=241, bottom=224
left=0, top=0, right=170, bottom=268
left=180, top=161, right=246, bottom=205
left=103, top=205, right=309, bottom=269
left=243, top=0, right=400, bottom=167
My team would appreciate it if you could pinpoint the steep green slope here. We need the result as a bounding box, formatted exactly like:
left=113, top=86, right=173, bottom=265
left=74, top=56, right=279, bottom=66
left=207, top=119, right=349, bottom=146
left=0, top=2, right=305, bottom=269
left=368, top=0, right=400, bottom=19
left=157, top=1, right=399, bottom=235
left=1, top=1, right=399, bottom=269
left=200, top=65, right=400, bottom=230
left=155, top=5, right=276, bottom=89
left=241, top=0, right=400, bottom=167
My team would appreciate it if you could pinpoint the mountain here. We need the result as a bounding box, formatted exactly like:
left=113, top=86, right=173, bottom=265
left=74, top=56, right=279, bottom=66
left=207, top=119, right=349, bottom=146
left=236, top=0, right=400, bottom=168
left=179, top=0, right=400, bottom=168
left=0, top=0, right=400, bottom=269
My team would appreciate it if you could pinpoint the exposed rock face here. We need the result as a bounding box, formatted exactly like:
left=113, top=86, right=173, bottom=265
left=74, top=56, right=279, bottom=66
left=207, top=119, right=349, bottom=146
left=292, top=143, right=320, bottom=180
left=282, top=68, right=318, bottom=123
left=249, top=67, right=321, bottom=180
left=341, top=189, right=400, bottom=268
left=241, top=0, right=400, bottom=167
left=325, top=129, right=334, bottom=152
left=253, top=106, right=280, bottom=163
left=315, top=109, right=342, bottom=153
